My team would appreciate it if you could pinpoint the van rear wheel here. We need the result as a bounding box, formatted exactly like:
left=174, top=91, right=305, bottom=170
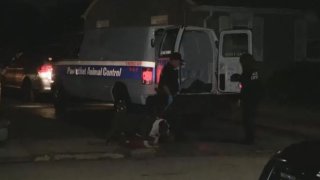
left=112, top=82, right=131, bottom=112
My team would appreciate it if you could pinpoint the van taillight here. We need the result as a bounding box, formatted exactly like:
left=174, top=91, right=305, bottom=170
left=156, top=64, right=164, bottom=84
left=142, top=67, right=153, bottom=85
left=38, top=64, right=53, bottom=80
left=239, top=83, right=243, bottom=89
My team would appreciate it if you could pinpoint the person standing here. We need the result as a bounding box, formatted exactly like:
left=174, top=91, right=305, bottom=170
left=156, top=52, right=184, bottom=140
left=239, top=53, right=262, bottom=144
left=157, top=52, right=182, bottom=111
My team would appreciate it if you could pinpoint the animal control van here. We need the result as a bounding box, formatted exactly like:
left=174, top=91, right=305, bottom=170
left=53, top=25, right=252, bottom=114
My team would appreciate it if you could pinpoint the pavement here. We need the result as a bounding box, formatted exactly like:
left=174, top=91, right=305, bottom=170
left=257, top=101, right=320, bottom=139
left=0, top=138, right=125, bottom=163
left=0, top=99, right=319, bottom=164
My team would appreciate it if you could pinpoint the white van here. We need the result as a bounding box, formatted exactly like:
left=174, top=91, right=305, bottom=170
left=53, top=25, right=252, bottom=113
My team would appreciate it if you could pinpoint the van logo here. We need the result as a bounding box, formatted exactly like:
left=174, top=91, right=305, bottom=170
left=66, top=66, right=122, bottom=77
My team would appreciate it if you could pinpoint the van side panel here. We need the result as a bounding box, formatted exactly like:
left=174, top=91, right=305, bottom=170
left=55, top=61, right=156, bottom=104
left=79, top=27, right=154, bottom=61
left=54, top=27, right=158, bottom=104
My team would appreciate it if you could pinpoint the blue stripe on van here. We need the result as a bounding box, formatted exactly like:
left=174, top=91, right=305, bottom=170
left=56, top=65, right=147, bottom=80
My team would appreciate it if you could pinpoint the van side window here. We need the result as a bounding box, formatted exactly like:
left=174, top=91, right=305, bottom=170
left=222, top=33, right=248, bottom=57
left=160, top=29, right=179, bottom=55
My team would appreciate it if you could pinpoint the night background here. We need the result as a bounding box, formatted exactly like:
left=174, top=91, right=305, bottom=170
left=0, top=0, right=320, bottom=179
left=0, top=0, right=318, bottom=105
left=0, top=0, right=90, bottom=62
left=0, top=0, right=319, bottom=57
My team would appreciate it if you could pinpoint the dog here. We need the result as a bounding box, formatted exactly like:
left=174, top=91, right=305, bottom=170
left=123, top=117, right=171, bottom=149
left=106, top=100, right=171, bottom=148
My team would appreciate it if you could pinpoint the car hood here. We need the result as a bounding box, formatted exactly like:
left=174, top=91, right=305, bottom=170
left=277, top=141, right=320, bottom=177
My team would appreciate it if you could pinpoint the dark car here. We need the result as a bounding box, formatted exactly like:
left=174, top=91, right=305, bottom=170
left=259, top=141, right=320, bottom=180
left=1, top=47, right=60, bottom=102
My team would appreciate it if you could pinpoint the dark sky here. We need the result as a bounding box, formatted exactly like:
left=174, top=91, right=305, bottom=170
left=0, top=0, right=319, bottom=54
left=11, top=0, right=90, bottom=10
left=0, top=0, right=90, bottom=51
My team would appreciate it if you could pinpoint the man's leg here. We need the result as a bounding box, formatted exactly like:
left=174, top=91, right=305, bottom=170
left=106, top=102, right=127, bottom=144
left=163, top=96, right=186, bottom=141
left=242, top=101, right=256, bottom=144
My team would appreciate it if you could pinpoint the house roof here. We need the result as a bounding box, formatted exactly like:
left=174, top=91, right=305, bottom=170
left=193, top=0, right=319, bottom=10
left=192, top=5, right=302, bottom=15
left=82, top=0, right=318, bottom=19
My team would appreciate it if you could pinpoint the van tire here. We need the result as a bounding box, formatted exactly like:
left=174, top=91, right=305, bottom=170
left=112, top=82, right=130, bottom=112
left=21, top=79, right=35, bottom=102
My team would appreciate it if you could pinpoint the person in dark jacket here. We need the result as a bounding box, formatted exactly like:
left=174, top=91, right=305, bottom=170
left=155, top=52, right=184, bottom=141
left=157, top=52, right=182, bottom=111
left=239, top=53, right=262, bottom=144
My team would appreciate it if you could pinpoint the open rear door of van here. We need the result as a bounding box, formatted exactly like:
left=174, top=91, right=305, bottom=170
left=155, top=26, right=219, bottom=95
left=218, top=30, right=252, bottom=93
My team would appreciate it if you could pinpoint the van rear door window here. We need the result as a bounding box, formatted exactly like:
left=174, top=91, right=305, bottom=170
left=160, top=29, right=179, bottom=55
left=222, top=33, right=248, bottom=57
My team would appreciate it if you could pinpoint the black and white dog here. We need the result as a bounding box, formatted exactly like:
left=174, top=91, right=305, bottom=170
left=106, top=100, right=171, bottom=148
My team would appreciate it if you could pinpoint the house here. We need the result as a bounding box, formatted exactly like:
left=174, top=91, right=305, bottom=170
left=81, top=0, right=319, bottom=78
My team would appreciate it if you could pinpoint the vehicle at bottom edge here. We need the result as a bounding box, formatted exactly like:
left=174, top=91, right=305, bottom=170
left=259, top=141, right=320, bottom=180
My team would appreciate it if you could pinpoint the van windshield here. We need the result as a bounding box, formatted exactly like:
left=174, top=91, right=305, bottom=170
left=79, top=27, right=154, bottom=61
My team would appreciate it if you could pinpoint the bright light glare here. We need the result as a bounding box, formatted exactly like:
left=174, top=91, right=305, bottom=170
left=38, top=64, right=53, bottom=82
left=39, top=71, right=52, bottom=80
